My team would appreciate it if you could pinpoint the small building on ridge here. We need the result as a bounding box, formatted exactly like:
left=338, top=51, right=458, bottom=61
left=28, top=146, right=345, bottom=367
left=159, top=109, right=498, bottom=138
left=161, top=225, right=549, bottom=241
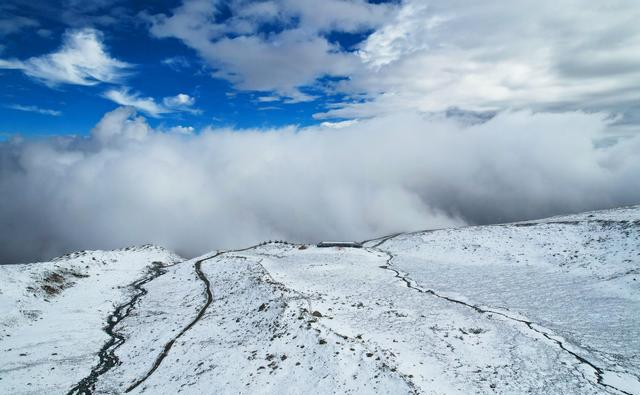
left=317, top=241, right=363, bottom=248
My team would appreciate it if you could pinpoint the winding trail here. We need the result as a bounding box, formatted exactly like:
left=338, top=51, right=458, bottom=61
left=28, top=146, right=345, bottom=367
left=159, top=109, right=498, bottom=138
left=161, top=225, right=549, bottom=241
left=67, top=263, right=168, bottom=395
left=368, top=239, right=640, bottom=395
left=124, top=254, right=218, bottom=393
left=125, top=244, right=265, bottom=393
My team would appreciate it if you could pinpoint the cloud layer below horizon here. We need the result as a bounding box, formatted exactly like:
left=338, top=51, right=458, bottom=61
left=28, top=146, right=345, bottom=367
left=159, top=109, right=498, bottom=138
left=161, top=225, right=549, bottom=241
left=1, top=107, right=639, bottom=263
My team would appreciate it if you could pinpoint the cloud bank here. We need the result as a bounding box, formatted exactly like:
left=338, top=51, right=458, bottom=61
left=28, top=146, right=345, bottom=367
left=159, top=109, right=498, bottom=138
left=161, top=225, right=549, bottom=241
left=1, top=107, right=639, bottom=263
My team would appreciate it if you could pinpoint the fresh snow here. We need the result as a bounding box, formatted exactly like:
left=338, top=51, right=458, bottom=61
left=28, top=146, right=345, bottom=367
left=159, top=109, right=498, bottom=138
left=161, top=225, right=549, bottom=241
left=0, top=246, right=182, bottom=393
left=1, top=207, right=639, bottom=394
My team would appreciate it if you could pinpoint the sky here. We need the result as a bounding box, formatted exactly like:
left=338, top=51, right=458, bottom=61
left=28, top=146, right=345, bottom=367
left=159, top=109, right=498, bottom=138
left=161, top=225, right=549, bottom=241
left=0, top=0, right=396, bottom=135
left=1, top=0, right=640, bottom=263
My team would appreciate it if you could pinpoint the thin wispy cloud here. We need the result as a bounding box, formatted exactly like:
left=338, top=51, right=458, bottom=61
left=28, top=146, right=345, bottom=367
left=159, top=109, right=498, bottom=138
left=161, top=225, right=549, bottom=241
left=257, top=96, right=280, bottom=103
left=7, top=104, right=61, bottom=116
left=162, top=56, right=191, bottom=71
left=0, top=15, right=39, bottom=36
left=103, top=88, right=198, bottom=117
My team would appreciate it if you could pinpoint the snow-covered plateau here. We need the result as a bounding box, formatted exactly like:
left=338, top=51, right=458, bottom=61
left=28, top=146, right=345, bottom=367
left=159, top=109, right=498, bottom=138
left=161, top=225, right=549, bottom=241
left=1, top=206, right=639, bottom=394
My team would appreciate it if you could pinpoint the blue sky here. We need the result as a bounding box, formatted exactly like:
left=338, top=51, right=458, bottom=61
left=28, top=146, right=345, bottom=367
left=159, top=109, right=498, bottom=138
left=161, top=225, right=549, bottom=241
left=3, top=0, right=640, bottom=139
left=0, top=0, right=397, bottom=137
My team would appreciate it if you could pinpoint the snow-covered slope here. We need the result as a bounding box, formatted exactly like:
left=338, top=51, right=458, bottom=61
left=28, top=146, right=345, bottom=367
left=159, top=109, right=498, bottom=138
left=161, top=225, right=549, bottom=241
left=1, top=207, right=639, bottom=394
left=0, top=246, right=182, bottom=393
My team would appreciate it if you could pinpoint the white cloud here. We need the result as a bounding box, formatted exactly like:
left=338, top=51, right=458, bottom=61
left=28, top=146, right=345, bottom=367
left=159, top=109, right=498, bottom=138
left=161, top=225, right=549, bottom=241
left=5, top=1, right=633, bottom=123
left=257, top=106, right=282, bottom=111
left=277, top=0, right=395, bottom=33
left=257, top=95, right=280, bottom=103
left=163, top=93, right=195, bottom=108
left=146, top=0, right=640, bottom=120
left=7, top=104, right=61, bottom=116
left=103, top=88, right=168, bottom=117
left=90, top=106, right=151, bottom=145
left=320, top=119, right=358, bottom=129
left=323, top=0, right=640, bottom=119
left=0, top=28, right=130, bottom=86
left=357, top=2, right=443, bottom=69
left=225, top=0, right=393, bottom=33
left=162, top=56, right=191, bottom=71
left=207, top=31, right=358, bottom=101
left=167, top=125, right=195, bottom=135
left=1, top=107, right=640, bottom=263
left=103, top=88, right=197, bottom=117
left=146, top=0, right=393, bottom=100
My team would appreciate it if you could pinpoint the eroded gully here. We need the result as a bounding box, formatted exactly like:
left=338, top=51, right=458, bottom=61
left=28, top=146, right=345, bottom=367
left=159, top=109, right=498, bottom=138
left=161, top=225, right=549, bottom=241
left=67, top=263, right=168, bottom=395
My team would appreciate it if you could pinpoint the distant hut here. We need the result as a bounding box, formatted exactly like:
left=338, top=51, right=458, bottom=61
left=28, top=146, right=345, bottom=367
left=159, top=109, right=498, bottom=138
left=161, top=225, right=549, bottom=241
left=317, top=241, right=363, bottom=248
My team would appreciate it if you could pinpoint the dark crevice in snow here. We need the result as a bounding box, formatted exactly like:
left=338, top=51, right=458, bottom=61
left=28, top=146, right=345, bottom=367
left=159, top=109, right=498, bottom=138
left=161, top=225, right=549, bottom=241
left=371, top=246, right=639, bottom=395
left=66, top=262, right=169, bottom=395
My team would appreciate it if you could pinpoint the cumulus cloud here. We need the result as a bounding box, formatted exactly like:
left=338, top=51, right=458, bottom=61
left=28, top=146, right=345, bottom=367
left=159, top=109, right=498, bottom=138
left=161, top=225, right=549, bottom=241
left=207, top=32, right=358, bottom=101
left=145, top=0, right=392, bottom=100
left=0, top=28, right=130, bottom=86
left=238, top=0, right=393, bottom=33
left=322, top=0, right=640, bottom=119
left=163, top=93, right=195, bottom=108
left=103, top=88, right=197, bottom=117
left=89, top=106, right=150, bottom=145
left=144, top=0, right=640, bottom=120
left=1, top=107, right=639, bottom=263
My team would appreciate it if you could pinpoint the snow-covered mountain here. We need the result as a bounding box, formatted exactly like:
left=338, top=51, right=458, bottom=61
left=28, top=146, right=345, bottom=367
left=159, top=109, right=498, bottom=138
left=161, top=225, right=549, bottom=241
left=1, top=207, right=639, bottom=394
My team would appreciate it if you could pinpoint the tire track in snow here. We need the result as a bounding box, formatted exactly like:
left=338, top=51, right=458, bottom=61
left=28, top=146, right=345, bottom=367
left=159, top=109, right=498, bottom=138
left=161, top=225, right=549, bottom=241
left=370, top=245, right=639, bottom=395
left=67, top=262, right=169, bottom=395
